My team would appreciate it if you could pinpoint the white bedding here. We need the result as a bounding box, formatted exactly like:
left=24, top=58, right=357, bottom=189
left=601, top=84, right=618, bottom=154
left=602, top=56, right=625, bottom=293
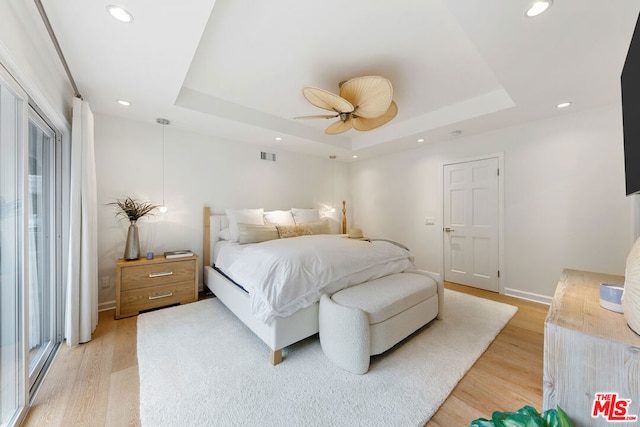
left=214, top=235, right=415, bottom=322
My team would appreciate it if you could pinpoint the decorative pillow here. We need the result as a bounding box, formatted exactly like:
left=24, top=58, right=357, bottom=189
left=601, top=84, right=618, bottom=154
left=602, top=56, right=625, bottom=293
left=291, top=208, right=320, bottom=224
left=306, top=218, right=331, bottom=235
left=238, top=223, right=279, bottom=244
left=218, top=227, right=232, bottom=241
left=263, top=210, right=295, bottom=226
left=225, top=208, right=264, bottom=242
left=276, top=224, right=313, bottom=239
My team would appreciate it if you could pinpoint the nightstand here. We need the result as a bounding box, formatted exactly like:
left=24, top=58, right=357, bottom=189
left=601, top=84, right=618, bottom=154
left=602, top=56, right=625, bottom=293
left=115, top=254, right=198, bottom=319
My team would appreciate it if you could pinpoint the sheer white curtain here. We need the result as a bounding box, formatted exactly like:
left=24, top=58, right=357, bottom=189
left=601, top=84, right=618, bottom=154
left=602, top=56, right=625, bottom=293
left=65, top=97, right=98, bottom=346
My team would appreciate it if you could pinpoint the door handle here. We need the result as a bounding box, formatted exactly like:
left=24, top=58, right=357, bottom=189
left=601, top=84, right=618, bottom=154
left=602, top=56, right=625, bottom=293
left=444, top=227, right=455, bottom=232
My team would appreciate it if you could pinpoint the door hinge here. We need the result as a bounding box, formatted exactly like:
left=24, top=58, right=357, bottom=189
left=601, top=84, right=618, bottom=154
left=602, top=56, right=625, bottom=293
left=497, top=270, right=500, bottom=278
left=497, top=168, right=500, bottom=176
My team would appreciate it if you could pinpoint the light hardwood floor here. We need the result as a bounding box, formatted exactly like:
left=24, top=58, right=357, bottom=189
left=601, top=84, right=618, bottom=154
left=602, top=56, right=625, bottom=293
left=428, top=283, right=548, bottom=426
left=22, top=283, right=548, bottom=427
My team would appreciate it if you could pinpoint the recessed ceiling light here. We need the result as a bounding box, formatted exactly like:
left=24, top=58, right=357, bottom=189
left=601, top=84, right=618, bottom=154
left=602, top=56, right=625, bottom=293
left=275, top=137, right=282, bottom=141
left=352, top=155, right=359, bottom=159
left=525, top=0, right=552, bottom=18
left=556, top=102, right=572, bottom=108
left=117, top=99, right=131, bottom=106
left=106, top=5, right=134, bottom=23
left=417, top=138, right=425, bottom=143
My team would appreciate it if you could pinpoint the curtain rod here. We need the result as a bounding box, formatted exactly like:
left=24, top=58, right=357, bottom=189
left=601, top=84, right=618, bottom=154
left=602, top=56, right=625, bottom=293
left=34, top=0, right=82, bottom=99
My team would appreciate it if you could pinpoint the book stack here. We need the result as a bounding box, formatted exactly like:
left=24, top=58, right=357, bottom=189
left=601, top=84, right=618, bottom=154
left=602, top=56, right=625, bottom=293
left=164, top=250, right=194, bottom=259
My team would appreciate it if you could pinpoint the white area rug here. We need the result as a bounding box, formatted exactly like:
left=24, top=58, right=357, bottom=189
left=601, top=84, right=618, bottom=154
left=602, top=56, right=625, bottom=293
left=137, top=289, right=517, bottom=426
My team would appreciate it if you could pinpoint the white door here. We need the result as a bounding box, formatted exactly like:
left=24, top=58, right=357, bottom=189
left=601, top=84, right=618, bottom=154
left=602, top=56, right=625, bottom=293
left=443, top=157, right=499, bottom=291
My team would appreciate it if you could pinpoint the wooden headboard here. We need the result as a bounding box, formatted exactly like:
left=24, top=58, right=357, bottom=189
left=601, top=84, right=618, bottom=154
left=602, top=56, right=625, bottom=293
left=202, top=201, right=347, bottom=270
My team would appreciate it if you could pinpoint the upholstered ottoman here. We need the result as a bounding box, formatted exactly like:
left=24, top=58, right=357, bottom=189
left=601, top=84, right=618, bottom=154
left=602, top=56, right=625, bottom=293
left=319, top=271, right=443, bottom=374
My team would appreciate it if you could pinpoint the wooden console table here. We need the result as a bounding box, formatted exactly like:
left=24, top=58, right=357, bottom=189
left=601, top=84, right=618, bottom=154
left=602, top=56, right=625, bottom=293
left=544, top=269, right=640, bottom=426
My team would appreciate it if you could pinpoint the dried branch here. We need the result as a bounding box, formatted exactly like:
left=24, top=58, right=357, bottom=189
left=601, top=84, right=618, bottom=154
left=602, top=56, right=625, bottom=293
left=108, top=197, right=159, bottom=221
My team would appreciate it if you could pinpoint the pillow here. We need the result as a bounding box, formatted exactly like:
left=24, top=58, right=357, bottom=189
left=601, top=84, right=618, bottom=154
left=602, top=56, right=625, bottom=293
left=225, top=208, right=264, bottom=242
left=306, top=218, right=331, bottom=235
left=238, top=223, right=279, bottom=244
left=276, top=224, right=313, bottom=239
left=291, top=208, right=320, bottom=224
left=218, top=227, right=232, bottom=241
left=263, top=210, right=295, bottom=226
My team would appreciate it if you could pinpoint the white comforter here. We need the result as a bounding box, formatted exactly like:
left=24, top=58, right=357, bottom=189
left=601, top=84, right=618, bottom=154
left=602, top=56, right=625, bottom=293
left=215, top=235, right=415, bottom=322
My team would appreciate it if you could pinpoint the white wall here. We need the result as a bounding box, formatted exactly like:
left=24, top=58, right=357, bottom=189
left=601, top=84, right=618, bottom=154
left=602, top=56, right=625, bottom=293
left=94, top=114, right=349, bottom=306
left=62, top=101, right=636, bottom=305
left=349, top=103, right=632, bottom=301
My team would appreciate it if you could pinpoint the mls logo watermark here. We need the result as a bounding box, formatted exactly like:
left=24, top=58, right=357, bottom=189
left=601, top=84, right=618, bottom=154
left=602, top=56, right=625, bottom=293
left=592, top=393, right=638, bottom=422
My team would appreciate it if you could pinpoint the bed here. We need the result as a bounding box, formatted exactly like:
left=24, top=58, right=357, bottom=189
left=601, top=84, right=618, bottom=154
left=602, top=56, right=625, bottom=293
left=202, top=203, right=442, bottom=365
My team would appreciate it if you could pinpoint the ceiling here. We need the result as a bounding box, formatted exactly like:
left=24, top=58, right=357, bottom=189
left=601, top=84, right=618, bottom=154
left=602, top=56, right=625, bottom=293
left=41, top=0, right=640, bottom=161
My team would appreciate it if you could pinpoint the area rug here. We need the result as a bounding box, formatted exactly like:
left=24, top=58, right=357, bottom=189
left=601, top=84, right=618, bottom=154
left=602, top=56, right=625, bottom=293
left=137, top=289, right=517, bottom=426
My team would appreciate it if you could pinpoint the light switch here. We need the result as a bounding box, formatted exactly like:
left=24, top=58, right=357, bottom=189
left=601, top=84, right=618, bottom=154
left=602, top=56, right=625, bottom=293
left=424, top=217, right=435, bottom=225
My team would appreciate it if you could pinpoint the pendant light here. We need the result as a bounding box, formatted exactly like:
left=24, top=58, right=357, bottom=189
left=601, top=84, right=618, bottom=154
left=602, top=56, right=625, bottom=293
left=329, top=155, right=337, bottom=213
left=156, top=118, right=170, bottom=213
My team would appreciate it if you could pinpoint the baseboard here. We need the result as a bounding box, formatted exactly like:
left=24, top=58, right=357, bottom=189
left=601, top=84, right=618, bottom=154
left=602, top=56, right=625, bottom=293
left=98, top=300, right=116, bottom=312
left=504, top=288, right=552, bottom=305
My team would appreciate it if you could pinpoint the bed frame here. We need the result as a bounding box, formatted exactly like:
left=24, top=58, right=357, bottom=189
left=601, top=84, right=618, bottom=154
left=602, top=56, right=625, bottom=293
left=202, top=203, right=347, bottom=365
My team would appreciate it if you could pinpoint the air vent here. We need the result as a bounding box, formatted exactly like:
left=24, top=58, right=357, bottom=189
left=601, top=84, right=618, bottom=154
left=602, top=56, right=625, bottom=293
left=260, top=152, right=276, bottom=161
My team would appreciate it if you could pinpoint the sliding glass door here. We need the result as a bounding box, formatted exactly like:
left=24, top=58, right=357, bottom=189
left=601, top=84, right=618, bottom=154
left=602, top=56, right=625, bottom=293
left=0, top=66, right=28, bottom=427
left=0, top=66, right=63, bottom=427
left=27, top=112, right=61, bottom=390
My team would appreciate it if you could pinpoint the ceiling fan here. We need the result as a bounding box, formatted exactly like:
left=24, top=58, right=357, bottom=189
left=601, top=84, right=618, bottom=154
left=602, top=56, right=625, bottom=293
left=296, top=75, right=398, bottom=135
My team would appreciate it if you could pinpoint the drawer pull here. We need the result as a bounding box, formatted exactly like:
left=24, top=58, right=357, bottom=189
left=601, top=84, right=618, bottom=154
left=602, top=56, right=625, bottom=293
left=148, top=292, right=173, bottom=300
left=148, top=271, right=173, bottom=278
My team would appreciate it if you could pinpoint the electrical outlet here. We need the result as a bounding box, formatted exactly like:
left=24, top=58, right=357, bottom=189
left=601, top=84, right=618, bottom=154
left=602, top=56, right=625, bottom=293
left=100, top=276, right=110, bottom=289
left=424, top=217, right=435, bottom=225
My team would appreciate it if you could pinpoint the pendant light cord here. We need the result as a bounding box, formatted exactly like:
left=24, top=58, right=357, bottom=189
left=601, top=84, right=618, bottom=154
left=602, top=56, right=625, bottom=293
left=156, top=118, right=170, bottom=210
left=162, top=124, right=165, bottom=206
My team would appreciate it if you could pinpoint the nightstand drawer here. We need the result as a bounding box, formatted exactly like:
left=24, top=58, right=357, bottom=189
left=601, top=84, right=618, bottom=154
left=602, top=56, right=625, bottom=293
left=120, top=259, right=195, bottom=291
left=119, top=281, right=195, bottom=317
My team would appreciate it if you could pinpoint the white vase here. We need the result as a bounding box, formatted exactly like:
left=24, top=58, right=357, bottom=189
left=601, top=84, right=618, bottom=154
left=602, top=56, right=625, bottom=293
left=622, top=236, right=640, bottom=335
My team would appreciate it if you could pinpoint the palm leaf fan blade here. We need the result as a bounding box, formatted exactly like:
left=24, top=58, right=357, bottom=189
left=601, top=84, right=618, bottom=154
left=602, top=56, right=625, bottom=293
left=352, top=101, right=398, bottom=131
left=339, top=76, right=393, bottom=118
left=326, top=118, right=353, bottom=134
left=294, top=114, right=338, bottom=119
left=302, top=87, right=353, bottom=113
